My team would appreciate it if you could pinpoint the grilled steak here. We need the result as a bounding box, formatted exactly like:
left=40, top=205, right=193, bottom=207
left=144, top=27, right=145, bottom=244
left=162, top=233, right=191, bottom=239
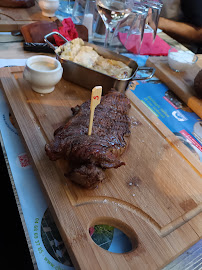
left=45, top=91, right=131, bottom=188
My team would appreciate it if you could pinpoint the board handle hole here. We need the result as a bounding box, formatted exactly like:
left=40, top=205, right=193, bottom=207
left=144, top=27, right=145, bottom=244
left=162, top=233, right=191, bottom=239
left=89, top=220, right=138, bottom=253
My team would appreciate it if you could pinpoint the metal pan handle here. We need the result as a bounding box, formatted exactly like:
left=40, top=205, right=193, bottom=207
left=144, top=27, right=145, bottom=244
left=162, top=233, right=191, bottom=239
left=44, top=31, right=69, bottom=51
left=132, top=66, right=155, bottom=81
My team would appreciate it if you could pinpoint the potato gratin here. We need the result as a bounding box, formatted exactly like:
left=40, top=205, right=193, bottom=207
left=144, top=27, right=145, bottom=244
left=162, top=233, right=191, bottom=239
left=55, top=38, right=132, bottom=80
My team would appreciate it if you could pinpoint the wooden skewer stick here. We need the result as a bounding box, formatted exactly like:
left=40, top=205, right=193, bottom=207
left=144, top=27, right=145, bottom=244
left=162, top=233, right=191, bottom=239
left=88, top=86, right=102, bottom=136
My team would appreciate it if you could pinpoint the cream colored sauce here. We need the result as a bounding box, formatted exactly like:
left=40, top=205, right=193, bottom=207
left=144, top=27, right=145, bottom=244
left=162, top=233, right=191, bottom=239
left=31, top=61, right=56, bottom=71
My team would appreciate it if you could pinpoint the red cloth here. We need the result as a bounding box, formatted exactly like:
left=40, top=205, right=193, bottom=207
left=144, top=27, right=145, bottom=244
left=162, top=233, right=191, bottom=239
left=118, top=32, right=171, bottom=56
left=53, top=18, right=78, bottom=46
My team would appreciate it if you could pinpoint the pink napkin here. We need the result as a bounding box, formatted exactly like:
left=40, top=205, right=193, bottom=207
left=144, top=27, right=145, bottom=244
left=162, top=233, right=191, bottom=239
left=53, top=18, right=78, bottom=46
left=118, top=32, right=171, bottom=56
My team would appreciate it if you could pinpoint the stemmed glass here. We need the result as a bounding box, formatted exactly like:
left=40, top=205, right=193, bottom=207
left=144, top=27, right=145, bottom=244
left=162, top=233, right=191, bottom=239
left=96, top=0, right=133, bottom=48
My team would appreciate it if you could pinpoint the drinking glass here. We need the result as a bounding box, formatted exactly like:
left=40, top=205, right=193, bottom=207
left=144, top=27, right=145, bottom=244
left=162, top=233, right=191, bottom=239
left=142, top=0, right=163, bottom=42
left=124, top=2, right=148, bottom=54
left=72, top=0, right=86, bottom=24
left=96, top=0, right=133, bottom=48
left=58, top=0, right=74, bottom=15
left=110, top=1, right=148, bottom=54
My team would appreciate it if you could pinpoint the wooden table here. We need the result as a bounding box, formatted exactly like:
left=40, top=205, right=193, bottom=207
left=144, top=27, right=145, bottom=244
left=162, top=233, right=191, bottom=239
left=0, top=0, right=54, bottom=31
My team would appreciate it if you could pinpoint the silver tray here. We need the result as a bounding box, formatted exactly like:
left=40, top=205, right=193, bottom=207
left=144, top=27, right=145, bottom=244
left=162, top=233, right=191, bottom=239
left=44, top=32, right=155, bottom=94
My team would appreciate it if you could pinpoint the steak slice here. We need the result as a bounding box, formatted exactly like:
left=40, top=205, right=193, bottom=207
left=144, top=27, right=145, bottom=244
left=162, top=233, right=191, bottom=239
left=45, top=91, right=131, bottom=188
left=69, top=164, right=106, bottom=189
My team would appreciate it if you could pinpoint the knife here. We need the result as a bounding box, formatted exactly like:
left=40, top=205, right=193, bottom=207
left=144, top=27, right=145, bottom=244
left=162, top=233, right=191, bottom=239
left=23, top=42, right=54, bottom=53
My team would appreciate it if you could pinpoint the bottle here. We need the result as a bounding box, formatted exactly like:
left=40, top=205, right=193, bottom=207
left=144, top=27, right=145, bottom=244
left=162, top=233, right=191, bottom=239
left=82, top=0, right=96, bottom=41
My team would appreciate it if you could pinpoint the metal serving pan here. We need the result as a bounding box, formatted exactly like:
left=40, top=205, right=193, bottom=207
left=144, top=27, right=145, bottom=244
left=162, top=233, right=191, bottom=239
left=44, top=32, right=155, bottom=94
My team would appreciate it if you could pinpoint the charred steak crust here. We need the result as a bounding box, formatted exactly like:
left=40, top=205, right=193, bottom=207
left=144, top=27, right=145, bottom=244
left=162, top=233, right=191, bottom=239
left=45, top=91, right=131, bottom=188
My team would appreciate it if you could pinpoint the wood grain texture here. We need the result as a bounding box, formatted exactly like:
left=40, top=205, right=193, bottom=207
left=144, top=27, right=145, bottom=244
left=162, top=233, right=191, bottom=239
left=146, top=56, right=202, bottom=119
left=0, top=2, right=54, bottom=31
left=0, top=41, right=54, bottom=59
left=1, top=67, right=202, bottom=270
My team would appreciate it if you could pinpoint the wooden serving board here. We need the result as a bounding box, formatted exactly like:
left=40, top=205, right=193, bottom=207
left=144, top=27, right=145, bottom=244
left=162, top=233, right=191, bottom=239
left=1, top=67, right=202, bottom=270
left=146, top=56, right=202, bottom=119
left=0, top=2, right=54, bottom=31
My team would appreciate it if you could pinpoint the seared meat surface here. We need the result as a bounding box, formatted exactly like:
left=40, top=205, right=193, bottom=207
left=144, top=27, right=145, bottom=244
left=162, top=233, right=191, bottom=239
left=45, top=91, right=131, bottom=188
